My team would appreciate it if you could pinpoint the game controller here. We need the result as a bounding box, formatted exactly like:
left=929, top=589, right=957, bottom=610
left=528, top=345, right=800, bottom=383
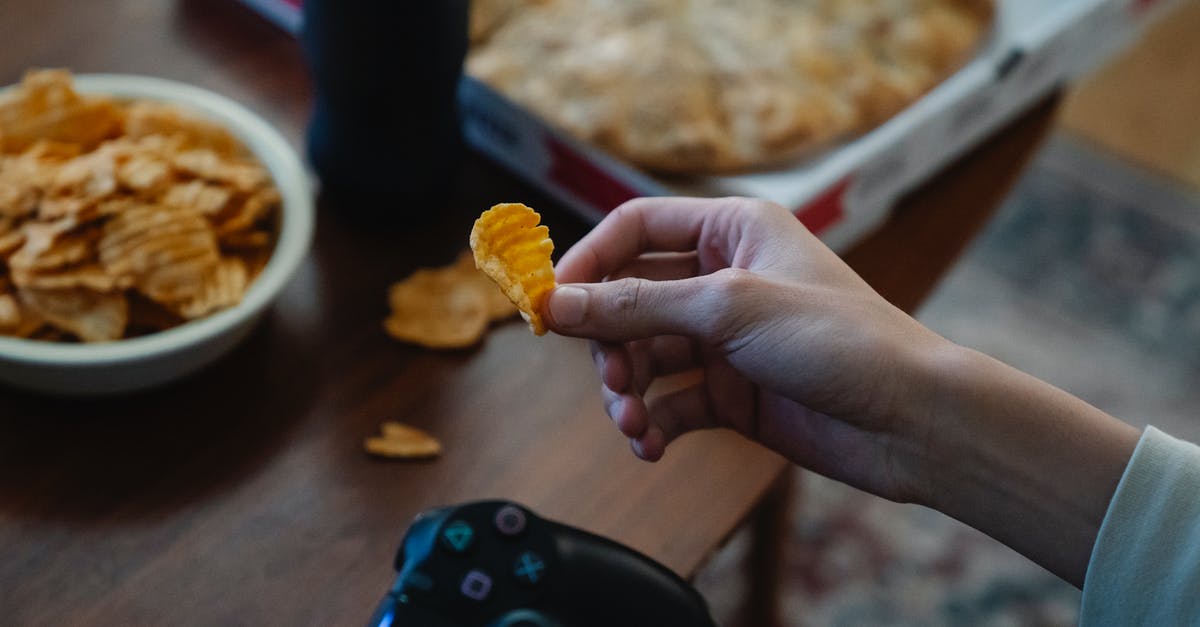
left=367, top=500, right=718, bottom=627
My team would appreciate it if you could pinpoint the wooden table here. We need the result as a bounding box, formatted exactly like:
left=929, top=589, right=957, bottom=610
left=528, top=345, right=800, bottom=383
left=0, top=1, right=1059, bottom=625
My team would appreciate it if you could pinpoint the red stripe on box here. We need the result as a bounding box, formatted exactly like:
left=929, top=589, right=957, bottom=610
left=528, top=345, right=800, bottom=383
left=796, top=177, right=851, bottom=235
left=545, top=136, right=642, bottom=213
left=281, top=0, right=301, bottom=8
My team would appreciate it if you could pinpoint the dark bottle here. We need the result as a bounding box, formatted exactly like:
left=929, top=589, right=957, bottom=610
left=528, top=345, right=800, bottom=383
left=301, top=0, right=470, bottom=224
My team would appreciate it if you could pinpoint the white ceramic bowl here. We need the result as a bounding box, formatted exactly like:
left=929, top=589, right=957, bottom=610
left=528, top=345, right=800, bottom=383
left=0, top=74, right=315, bottom=395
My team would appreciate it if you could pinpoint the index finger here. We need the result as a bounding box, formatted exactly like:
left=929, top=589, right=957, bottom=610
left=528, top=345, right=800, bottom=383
left=555, top=197, right=728, bottom=284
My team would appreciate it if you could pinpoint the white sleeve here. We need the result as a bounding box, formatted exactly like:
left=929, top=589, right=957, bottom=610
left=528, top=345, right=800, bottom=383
left=1080, top=426, right=1200, bottom=625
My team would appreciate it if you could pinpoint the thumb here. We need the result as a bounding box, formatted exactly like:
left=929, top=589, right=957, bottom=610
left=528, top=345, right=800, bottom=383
left=544, top=277, right=712, bottom=342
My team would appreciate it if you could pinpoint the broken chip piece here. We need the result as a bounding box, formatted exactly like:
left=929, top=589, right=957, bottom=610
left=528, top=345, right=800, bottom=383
left=469, top=202, right=555, bottom=335
left=382, top=251, right=519, bottom=350
left=383, top=267, right=491, bottom=349
left=364, top=421, right=443, bottom=460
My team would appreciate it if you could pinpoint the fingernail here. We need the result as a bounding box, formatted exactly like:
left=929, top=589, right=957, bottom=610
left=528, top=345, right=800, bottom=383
left=549, top=286, right=588, bottom=327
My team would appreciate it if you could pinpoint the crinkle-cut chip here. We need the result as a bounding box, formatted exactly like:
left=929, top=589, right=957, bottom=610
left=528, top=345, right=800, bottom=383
left=469, top=203, right=555, bottom=335
left=10, top=234, right=97, bottom=272
left=172, top=148, right=269, bottom=193
left=172, top=257, right=248, bottom=319
left=117, top=154, right=172, bottom=196
left=451, top=250, right=518, bottom=321
left=98, top=204, right=219, bottom=304
left=215, top=187, right=279, bottom=235
left=364, top=421, right=443, bottom=459
left=123, top=101, right=242, bottom=156
left=0, top=141, right=84, bottom=219
left=38, top=152, right=118, bottom=221
left=49, top=150, right=117, bottom=198
left=17, top=287, right=128, bottom=342
left=162, top=180, right=234, bottom=216
left=40, top=191, right=127, bottom=225
left=7, top=217, right=80, bottom=269
left=99, top=133, right=184, bottom=163
left=11, top=263, right=132, bottom=292
left=0, top=70, right=122, bottom=154
left=384, top=269, right=490, bottom=349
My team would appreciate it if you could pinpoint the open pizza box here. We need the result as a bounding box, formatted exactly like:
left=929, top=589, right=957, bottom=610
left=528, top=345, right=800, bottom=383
left=457, top=0, right=1183, bottom=252
left=243, top=0, right=1180, bottom=252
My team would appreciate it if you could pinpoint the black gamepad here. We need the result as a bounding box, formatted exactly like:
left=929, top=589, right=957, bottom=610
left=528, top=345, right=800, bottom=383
left=367, top=500, right=718, bottom=627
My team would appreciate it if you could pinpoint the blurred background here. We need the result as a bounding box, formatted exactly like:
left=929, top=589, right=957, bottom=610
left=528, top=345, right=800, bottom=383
left=695, top=2, right=1200, bottom=624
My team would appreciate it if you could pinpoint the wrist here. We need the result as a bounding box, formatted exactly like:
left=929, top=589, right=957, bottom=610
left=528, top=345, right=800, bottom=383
left=905, top=341, right=1139, bottom=585
left=876, top=335, right=971, bottom=505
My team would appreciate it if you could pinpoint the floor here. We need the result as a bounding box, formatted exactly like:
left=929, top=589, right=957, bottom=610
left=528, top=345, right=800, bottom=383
left=694, top=1, right=1200, bottom=624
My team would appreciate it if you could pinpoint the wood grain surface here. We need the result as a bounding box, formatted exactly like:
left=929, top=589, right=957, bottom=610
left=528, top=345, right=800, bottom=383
left=0, top=1, right=1055, bottom=625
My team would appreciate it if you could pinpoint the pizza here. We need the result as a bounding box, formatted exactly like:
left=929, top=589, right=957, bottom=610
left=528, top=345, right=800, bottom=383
left=467, top=0, right=994, bottom=174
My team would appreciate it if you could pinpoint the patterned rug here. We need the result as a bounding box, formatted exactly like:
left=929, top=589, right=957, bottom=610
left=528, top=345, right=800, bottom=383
left=693, top=133, right=1200, bottom=626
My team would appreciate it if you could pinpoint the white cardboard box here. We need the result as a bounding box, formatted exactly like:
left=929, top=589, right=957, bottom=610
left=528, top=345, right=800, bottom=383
left=241, top=0, right=1181, bottom=251
left=459, top=0, right=1182, bottom=252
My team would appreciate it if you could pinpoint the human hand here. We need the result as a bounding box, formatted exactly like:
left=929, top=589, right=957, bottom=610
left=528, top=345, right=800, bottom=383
left=544, top=197, right=951, bottom=502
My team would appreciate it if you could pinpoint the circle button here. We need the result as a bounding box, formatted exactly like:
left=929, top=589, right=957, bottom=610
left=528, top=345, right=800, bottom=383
left=494, top=505, right=527, bottom=537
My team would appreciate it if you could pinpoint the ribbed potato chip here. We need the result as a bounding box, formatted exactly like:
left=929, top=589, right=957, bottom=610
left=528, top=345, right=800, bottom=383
left=11, top=263, right=131, bottom=292
left=17, top=287, right=128, bottom=342
left=161, top=180, right=233, bottom=216
left=98, top=204, right=220, bottom=305
left=6, top=218, right=88, bottom=271
left=173, top=257, right=248, bottom=320
left=117, top=156, right=173, bottom=197
left=0, top=70, right=122, bottom=153
left=215, top=187, right=279, bottom=236
left=469, top=202, right=555, bottom=335
left=383, top=268, right=490, bottom=349
left=451, top=250, right=518, bottom=321
left=123, top=101, right=241, bottom=156
left=172, top=148, right=268, bottom=193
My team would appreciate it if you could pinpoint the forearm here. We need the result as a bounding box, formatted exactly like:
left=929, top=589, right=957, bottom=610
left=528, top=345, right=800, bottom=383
left=914, top=343, right=1140, bottom=587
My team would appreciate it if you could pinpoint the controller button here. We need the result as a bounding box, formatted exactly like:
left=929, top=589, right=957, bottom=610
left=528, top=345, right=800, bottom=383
left=460, top=569, right=493, bottom=602
left=440, top=520, right=476, bottom=554
left=512, top=550, right=547, bottom=587
left=494, top=505, right=527, bottom=537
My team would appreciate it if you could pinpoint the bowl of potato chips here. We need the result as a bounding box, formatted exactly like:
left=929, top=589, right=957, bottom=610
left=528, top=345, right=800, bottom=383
left=0, top=70, right=314, bottom=395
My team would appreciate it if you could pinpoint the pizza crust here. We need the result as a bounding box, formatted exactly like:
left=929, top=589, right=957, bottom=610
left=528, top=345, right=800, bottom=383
left=468, top=0, right=994, bottom=174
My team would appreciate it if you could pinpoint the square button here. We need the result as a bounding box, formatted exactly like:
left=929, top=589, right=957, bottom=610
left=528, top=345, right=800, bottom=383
left=460, top=569, right=493, bottom=602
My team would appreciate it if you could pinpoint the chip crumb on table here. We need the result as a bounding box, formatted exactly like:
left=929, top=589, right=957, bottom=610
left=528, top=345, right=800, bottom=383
left=364, top=421, right=443, bottom=460
left=0, top=69, right=279, bottom=343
